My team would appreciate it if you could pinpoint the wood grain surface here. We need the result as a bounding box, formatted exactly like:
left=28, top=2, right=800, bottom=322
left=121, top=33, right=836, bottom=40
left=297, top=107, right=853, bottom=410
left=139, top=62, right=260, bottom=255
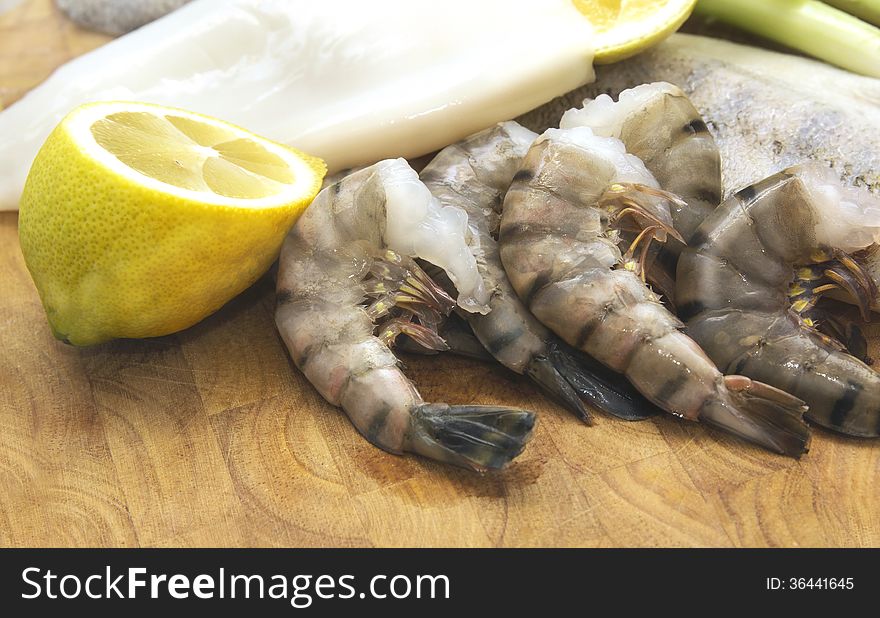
left=1, top=0, right=878, bottom=548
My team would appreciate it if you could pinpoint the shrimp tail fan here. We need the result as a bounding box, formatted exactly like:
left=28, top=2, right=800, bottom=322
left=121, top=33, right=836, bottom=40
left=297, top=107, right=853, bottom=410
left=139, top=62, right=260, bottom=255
left=543, top=341, right=662, bottom=422
left=699, top=376, right=812, bottom=457
left=408, top=403, right=536, bottom=471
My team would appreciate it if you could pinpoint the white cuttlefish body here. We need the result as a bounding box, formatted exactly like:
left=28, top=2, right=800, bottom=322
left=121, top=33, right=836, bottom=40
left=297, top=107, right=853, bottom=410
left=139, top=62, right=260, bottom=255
left=0, top=0, right=595, bottom=210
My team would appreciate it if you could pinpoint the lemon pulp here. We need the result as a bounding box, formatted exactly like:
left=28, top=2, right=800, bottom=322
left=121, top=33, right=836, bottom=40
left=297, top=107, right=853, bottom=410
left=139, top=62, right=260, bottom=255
left=90, top=111, right=299, bottom=199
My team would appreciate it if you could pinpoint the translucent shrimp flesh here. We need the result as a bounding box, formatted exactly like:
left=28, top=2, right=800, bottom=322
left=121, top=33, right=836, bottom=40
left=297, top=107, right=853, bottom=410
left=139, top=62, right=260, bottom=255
left=560, top=82, right=722, bottom=303
left=420, top=121, right=659, bottom=422
left=275, top=158, right=535, bottom=470
left=677, top=162, right=880, bottom=438
left=499, top=127, right=812, bottom=456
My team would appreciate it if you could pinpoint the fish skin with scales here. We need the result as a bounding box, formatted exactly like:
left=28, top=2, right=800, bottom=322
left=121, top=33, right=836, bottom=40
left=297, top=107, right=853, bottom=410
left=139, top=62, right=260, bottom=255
left=520, top=33, right=880, bottom=197
left=56, top=0, right=191, bottom=35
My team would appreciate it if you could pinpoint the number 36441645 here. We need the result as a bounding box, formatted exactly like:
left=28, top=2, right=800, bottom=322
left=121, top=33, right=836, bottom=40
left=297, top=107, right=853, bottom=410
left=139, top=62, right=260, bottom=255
left=767, top=578, right=854, bottom=590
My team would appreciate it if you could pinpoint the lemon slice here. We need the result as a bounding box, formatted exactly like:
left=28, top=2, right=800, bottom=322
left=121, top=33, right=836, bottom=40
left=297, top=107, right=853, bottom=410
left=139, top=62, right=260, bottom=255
left=19, top=101, right=326, bottom=345
left=573, top=0, right=697, bottom=63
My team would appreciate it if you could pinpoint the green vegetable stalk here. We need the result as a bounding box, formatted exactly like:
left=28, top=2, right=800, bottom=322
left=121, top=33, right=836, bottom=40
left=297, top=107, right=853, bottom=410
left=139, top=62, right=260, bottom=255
left=695, top=0, right=880, bottom=77
left=823, top=0, right=880, bottom=27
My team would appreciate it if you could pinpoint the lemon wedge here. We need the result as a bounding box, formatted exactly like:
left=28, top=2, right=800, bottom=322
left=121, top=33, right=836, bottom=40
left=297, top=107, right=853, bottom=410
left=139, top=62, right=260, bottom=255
left=19, top=101, right=326, bottom=345
left=573, top=0, right=697, bottom=63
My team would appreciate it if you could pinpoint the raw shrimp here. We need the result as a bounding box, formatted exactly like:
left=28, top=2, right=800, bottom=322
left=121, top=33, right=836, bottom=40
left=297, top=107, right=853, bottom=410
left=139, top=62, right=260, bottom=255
left=276, top=158, right=535, bottom=471
left=420, top=122, right=659, bottom=422
left=560, top=81, right=721, bottom=245
left=499, top=127, right=811, bottom=456
left=560, top=82, right=721, bottom=303
left=677, top=163, right=880, bottom=438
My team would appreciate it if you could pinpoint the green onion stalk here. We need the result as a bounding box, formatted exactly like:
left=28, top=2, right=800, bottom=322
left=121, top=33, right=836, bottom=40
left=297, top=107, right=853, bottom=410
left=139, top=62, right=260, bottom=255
left=694, top=0, right=880, bottom=77
left=823, top=0, right=880, bottom=27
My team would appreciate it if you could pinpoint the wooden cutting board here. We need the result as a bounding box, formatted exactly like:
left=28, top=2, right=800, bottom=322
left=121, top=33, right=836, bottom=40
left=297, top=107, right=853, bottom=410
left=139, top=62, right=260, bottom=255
left=1, top=0, right=878, bottom=548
